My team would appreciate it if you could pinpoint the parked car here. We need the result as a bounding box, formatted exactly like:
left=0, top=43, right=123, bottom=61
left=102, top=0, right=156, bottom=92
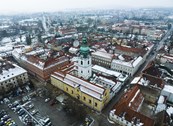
left=8, top=104, right=12, bottom=108
left=28, top=104, right=34, bottom=109
left=49, top=99, right=57, bottom=106
left=0, top=121, right=4, bottom=126
left=45, top=98, right=50, bottom=103
left=31, top=109, right=38, bottom=115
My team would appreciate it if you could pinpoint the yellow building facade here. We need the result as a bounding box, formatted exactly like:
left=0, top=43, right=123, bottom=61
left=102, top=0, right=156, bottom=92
left=51, top=75, right=110, bottom=112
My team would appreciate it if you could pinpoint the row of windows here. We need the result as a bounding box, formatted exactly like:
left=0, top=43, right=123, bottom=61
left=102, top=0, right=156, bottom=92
left=1, top=75, right=27, bottom=86
left=65, top=87, right=98, bottom=107
left=112, top=65, right=133, bottom=73
left=81, top=61, right=90, bottom=65
left=83, top=96, right=98, bottom=107
left=93, top=59, right=111, bottom=64
left=0, top=82, right=18, bottom=88
left=80, top=70, right=90, bottom=74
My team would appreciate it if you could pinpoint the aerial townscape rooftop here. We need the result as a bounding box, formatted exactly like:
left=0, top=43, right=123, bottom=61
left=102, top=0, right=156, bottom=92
left=0, top=1, right=173, bottom=126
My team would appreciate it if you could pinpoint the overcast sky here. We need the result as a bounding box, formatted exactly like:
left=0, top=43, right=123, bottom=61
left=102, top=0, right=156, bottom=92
left=0, top=0, right=173, bottom=14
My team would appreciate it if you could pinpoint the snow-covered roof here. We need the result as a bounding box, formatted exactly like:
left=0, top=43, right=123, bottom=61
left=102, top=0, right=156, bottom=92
left=129, top=89, right=140, bottom=107
left=92, top=65, right=121, bottom=77
left=0, top=46, right=13, bottom=53
left=26, top=49, right=49, bottom=56
left=0, top=64, right=27, bottom=83
left=163, top=85, right=173, bottom=93
left=161, top=54, right=173, bottom=61
left=112, top=82, right=122, bottom=92
left=92, top=50, right=113, bottom=60
left=132, top=56, right=143, bottom=67
left=138, top=77, right=150, bottom=86
left=66, top=74, right=105, bottom=94
left=52, top=72, right=105, bottom=100
left=166, top=106, right=173, bottom=116
left=1, top=37, right=11, bottom=43
left=112, top=56, right=143, bottom=68
left=92, top=65, right=128, bottom=82
left=69, top=47, right=79, bottom=54
left=158, top=95, right=164, bottom=104
left=21, top=55, right=68, bottom=70
left=131, top=77, right=141, bottom=84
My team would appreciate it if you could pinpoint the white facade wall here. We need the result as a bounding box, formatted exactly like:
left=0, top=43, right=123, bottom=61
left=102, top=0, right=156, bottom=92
left=161, top=90, right=173, bottom=103
left=78, top=56, right=92, bottom=80
left=109, top=111, right=133, bottom=126
left=111, top=58, right=144, bottom=76
left=111, top=59, right=143, bottom=76
left=0, top=72, right=29, bottom=92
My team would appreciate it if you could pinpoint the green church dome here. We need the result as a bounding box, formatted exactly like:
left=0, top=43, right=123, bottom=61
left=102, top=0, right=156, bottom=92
left=80, top=38, right=90, bottom=58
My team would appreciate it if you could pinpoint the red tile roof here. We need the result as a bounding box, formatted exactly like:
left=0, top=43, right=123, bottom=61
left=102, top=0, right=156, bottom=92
left=115, top=45, right=147, bottom=56
left=112, top=85, right=154, bottom=126
left=142, top=61, right=162, bottom=78
left=26, top=54, right=68, bottom=68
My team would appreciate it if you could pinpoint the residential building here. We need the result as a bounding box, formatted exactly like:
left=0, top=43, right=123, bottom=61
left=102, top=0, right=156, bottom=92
left=92, top=65, right=128, bottom=83
left=0, top=58, right=29, bottom=93
left=161, top=85, right=173, bottom=103
left=58, top=27, right=77, bottom=36
left=156, top=53, right=173, bottom=64
left=131, top=61, right=164, bottom=89
left=109, top=85, right=155, bottom=126
left=92, top=49, right=113, bottom=68
left=12, top=47, right=69, bottom=81
left=91, top=43, right=153, bottom=76
left=111, top=56, right=143, bottom=76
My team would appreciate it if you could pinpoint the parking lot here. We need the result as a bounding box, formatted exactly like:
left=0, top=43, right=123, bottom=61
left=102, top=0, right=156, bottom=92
left=0, top=87, right=89, bottom=126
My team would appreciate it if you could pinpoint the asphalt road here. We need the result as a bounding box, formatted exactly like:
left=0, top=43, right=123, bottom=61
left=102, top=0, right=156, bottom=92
left=157, top=25, right=173, bottom=51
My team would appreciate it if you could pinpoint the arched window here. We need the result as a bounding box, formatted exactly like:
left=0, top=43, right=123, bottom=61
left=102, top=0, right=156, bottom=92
left=81, top=61, right=83, bottom=65
left=88, top=60, right=90, bottom=64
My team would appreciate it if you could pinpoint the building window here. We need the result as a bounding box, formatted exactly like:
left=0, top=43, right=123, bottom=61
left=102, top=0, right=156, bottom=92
left=88, top=61, right=90, bottom=64
left=83, top=96, right=86, bottom=101
left=66, top=87, right=68, bottom=91
left=81, top=61, right=83, bottom=65
left=81, top=71, right=83, bottom=73
left=105, top=92, right=107, bottom=96
left=71, top=90, right=73, bottom=94
left=89, top=99, right=91, bottom=104
left=95, top=102, right=97, bottom=107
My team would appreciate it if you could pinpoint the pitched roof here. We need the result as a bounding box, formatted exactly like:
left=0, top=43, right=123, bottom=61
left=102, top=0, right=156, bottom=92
left=51, top=63, right=106, bottom=101
left=115, top=45, right=147, bottom=56
left=142, top=62, right=162, bottom=78
left=112, top=85, right=154, bottom=126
